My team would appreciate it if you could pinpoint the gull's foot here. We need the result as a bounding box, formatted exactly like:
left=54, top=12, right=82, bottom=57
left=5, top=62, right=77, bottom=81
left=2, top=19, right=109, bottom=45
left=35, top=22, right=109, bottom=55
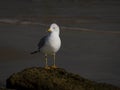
left=45, top=66, right=50, bottom=69
left=51, top=65, right=57, bottom=69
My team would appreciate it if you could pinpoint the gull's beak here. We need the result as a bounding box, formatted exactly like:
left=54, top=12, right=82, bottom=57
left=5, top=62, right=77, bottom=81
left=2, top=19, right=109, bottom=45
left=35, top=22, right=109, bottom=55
left=48, top=29, right=51, bottom=32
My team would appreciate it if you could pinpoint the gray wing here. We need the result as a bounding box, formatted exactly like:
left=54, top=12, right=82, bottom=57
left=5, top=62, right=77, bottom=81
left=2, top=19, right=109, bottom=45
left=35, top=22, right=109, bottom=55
left=30, top=35, right=48, bottom=54
left=38, top=35, right=47, bottom=50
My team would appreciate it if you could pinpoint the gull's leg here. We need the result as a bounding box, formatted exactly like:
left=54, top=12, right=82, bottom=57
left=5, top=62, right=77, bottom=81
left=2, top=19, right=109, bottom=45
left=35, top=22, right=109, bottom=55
left=52, top=53, right=57, bottom=68
left=45, top=53, right=49, bottom=69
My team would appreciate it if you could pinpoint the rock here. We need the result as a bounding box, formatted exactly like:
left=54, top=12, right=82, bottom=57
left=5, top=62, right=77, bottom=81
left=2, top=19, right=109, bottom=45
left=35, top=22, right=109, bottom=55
left=6, top=67, right=120, bottom=90
left=0, top=87, right=15, bottom=90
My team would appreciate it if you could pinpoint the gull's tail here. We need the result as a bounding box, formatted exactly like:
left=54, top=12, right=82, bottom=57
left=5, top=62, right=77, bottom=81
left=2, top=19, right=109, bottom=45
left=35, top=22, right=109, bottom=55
left=30, top=50, right=40, bottom=54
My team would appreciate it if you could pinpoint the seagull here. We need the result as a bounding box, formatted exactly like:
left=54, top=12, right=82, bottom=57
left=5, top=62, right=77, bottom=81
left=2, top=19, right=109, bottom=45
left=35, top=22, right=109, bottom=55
left=31, top=23, right=61, bottom=69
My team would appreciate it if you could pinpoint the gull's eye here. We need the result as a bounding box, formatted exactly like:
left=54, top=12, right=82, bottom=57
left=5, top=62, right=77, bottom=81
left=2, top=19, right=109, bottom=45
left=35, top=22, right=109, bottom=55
left=53, top=27, right=55, bottom=29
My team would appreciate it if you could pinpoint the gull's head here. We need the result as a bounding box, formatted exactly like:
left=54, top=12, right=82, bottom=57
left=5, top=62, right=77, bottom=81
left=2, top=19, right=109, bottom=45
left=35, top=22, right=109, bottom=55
left=48, top=23, right=60, bottom=35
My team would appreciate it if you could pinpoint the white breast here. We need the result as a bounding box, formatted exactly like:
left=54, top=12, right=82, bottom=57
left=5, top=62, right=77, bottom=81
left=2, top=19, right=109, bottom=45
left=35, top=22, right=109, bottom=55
left=41, top=32, right=61, bottom=54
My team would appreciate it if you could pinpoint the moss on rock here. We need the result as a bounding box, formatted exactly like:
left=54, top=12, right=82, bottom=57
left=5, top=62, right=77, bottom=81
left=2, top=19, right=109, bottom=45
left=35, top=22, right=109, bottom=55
left=6, top=67, right=120, bottom=90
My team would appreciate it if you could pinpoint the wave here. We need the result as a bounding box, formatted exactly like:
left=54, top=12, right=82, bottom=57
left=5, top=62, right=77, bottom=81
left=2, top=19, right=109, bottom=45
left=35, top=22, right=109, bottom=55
left=0, top=18, right=120, bottom=34
left=0, top=18, right=47, bottom=26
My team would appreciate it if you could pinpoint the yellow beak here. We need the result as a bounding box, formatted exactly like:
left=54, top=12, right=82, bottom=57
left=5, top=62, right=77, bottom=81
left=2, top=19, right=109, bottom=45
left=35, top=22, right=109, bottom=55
left=48, top=29, right=51, bottom=32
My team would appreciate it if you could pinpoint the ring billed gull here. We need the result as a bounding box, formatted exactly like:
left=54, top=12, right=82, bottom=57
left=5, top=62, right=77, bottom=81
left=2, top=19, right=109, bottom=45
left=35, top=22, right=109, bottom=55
left=31, top=23, right=61, bottom=69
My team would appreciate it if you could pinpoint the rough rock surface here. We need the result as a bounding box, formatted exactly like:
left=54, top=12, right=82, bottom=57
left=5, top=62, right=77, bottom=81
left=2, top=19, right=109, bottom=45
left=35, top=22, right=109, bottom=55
left=6, top=67, right=120, bottom=90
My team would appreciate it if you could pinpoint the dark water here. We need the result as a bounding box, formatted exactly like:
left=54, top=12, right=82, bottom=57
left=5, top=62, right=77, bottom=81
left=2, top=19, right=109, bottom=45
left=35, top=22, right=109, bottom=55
left=0, top=0, right=120, bottom=87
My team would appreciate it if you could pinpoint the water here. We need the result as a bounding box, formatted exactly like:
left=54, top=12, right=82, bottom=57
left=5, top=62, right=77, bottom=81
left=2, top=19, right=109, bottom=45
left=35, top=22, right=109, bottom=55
left=0, top=0, right=120, bottom=87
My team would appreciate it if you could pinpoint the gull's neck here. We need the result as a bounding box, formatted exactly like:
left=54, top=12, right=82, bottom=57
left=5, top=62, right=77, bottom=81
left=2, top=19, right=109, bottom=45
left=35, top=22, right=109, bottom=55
left=50, top=31, right=60, bottom=36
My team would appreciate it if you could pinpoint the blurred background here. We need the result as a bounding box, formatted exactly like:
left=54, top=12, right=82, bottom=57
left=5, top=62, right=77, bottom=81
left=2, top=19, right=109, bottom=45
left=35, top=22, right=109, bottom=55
left=0, top=0, right=120, bottom=87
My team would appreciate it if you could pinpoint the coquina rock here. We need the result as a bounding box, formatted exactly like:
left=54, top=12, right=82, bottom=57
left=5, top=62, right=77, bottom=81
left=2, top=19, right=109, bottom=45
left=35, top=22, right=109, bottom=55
left=6, top=67, right=120, bottom=90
